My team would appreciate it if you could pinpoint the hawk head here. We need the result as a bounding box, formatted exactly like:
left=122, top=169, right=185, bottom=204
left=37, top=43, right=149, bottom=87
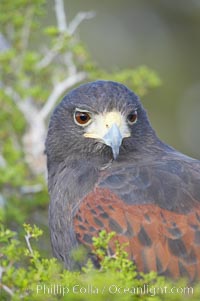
left=46, top=80, right=157, bottom=164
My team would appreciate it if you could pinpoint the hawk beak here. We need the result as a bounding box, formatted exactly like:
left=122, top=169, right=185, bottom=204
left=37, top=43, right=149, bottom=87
left=102, top=123, right=122, bottom=159
left=83, top=111, right=130, bottom=159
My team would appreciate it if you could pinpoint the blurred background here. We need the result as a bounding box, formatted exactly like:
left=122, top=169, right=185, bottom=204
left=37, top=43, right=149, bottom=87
left=47, top=0, right=200, bottom=159
left=0, top=0, right=200, bottom=255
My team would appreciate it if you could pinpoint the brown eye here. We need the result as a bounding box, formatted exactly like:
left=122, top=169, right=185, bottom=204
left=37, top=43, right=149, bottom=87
left=74, top=111, right=91, bottom=126
left=127, top=111, right=137, bottom=125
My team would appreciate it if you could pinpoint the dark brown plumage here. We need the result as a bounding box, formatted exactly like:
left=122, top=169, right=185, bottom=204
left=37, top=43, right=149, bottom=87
left=46, top=80, right=200, bottom=282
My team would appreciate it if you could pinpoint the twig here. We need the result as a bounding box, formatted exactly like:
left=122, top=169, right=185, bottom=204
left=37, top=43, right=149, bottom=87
left=37, top=0, right=67, bottom=70
left=3, top=87, right=32, bottom=123
left=64, top=52, right=77, bottom=76
left=25, top=233, right=34, bottom=256
left=0, top=265, right=14, bottom=296
left=3, top=86, right=31, bottom=122
left=0, top=283, right=14, bottom=296
left=38, top=1, right=95, bottom=69
left=3, top=87, right=36, bottom=124
left=4, top=86, right=22, bottom=105
left=36, top=35, right=65, bottom=69
left=39, top=71, right=87, bottom=119
left=54, top=0, right=68, bottom=32
left=37, top=45, right=61, bottom=69
left=68, top=11, right=96, bottom=35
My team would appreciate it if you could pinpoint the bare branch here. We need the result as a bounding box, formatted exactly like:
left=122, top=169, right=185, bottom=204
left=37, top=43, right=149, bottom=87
left=3, top=87, right=32, bottom=122
left=54, top=0, right=95, bottom=35
left=37, top=0, right=68, bottom=70
left=36, top=47, right=59, bottom=69
left=4, top=87, right=35, bottom=124
left=4, top=85, right=40, bottom=126
left=25, top=233, right=34, bottom=256
left=0, top=283, right=14, bottom=297
left=68, top=11, right=96, bottom=35
left=38, top=4, right=95, bottom=69
left=4, top=86, right=22, bottom=105
left=36, top=36, right=65, bottom=69
left=39, top=72, right=87, bottom=119
left=54, top=0, right=68, bottom=32
left=63, top=52, right=77, bottom=76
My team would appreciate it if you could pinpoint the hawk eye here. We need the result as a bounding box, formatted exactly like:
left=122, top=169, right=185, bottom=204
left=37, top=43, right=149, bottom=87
left=127, top=111, right=137, bottom=125
left=74, top=111, right=91, bottom=126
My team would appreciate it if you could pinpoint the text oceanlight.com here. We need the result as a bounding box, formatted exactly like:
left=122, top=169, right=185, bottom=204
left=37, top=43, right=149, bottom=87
left=35, top=283, right=194, bottom=296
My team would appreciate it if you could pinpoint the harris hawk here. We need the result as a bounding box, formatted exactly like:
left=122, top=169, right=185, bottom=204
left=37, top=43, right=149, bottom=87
left=46, top=80, right=200, bottom=282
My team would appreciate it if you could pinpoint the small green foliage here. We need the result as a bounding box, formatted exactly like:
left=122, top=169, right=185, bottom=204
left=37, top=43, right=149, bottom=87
left=101, top=66, right=161, bottom=97
left=0, top=226, right=199, bottom=301
left=23, top=224, right=43, bottom=240
left=115, top=66, right=161, bottom=96
left=92, top=230, right=116, bottom=258
left=44, top=26, right=60, bottom=37
left=0, top=226, right=16, bottom=242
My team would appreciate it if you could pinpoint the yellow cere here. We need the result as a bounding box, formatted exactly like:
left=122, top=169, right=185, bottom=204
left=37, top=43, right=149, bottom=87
left=84, top=111, right=130, bottom=140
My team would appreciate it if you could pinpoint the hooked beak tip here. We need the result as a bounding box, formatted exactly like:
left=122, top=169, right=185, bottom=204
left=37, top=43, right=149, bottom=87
left=102, top=124, right=123, bottom=160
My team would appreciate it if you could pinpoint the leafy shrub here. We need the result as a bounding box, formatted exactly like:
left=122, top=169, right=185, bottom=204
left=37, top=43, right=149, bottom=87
left=0, top=225, right=199, bottom=301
